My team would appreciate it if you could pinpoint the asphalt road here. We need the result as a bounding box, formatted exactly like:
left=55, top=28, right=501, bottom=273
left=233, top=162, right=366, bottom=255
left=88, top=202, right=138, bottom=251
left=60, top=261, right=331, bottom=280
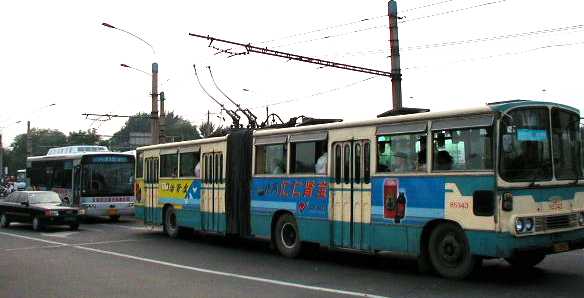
left=1, top=217, right=583, bottom=298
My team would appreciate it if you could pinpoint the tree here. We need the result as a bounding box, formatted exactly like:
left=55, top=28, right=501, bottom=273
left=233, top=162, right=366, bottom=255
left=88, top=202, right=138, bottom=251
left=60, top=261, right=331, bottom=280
left=109, top=112, right=201, bottom=150
left=67, top=129, right=100, bottom=146
left=199, top=120, right=226, bottom=138
left=7, top=128, right=67, bottom=175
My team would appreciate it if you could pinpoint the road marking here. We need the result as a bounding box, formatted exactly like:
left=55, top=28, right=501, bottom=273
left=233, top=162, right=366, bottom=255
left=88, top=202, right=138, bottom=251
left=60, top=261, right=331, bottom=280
left=96, top=224, right=159, bottom=231
left=0, top=231, right=388, bottom=298
left=3, top=244, right=65, bottom=252
left=41, top=232, right=78, bottom=238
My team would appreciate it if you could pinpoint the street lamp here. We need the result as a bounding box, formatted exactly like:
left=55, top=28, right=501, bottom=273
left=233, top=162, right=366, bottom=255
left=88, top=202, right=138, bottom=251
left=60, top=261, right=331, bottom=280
left=102, top=22, right=160, bottom=145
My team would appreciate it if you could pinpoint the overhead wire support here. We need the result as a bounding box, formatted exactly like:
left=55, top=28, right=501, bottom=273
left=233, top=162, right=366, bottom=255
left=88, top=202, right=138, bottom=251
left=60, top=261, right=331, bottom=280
left=192, top=64, right=242, bottom=128
left=207, top=66, right=259, bottom=129
left=188, top=33, right=392, bottom=77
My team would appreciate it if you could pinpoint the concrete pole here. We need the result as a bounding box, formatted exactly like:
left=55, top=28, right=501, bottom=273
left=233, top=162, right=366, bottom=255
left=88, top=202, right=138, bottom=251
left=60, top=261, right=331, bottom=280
left=159, top=91, right=166, bottom=144
left=389, top=0, right=403, bottom=110
left=151, top=62, right=159, bottom=145
left=26, top=121, right=32, bottom=157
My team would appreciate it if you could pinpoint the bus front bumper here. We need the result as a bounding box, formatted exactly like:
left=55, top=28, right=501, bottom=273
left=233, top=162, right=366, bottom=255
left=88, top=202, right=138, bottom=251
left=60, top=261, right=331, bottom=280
left=468, top=228, right=584, bottom=258
left=83, top=207, right=135, bottom=218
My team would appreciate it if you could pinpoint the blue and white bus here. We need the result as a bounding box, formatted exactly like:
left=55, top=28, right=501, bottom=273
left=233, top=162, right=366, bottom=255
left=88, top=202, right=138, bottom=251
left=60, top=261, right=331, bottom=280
left=135, top=100, right=584, bottom=279
left=28, top=146, right=135, bottom=220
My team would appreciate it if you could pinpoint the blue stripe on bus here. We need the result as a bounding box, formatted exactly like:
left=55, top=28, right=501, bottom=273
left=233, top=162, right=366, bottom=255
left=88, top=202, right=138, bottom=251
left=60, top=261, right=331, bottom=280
left=251, top=201, right=296, bottom=210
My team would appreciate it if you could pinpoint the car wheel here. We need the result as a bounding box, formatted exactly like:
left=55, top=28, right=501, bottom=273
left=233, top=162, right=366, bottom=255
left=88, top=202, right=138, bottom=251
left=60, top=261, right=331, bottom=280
left=32, top=216, right=44, bottom=232
left=69, top=222, right=80, bottom=231
left=164, top=206, right=179, bottom=238
left=0, top=214, right=10, bottom=228
left=274, top=213, right=302, bottom=258
left=505, top=252, right=546, bottom=269
left=428, top=222, right=479, bottom=279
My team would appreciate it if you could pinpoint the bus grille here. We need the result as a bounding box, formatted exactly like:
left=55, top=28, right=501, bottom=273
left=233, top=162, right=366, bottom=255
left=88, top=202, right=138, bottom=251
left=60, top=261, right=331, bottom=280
left=534, top=213, right=578, bottom=232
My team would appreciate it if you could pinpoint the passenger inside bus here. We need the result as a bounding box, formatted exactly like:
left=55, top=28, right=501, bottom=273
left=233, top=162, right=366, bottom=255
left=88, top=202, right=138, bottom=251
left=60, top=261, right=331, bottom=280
left=392, top=152, right=411, bottom=172
left=435, top=150, right=453, bottom=170
left=271, top=159, right=284, bottom=174
left=194, top=162, right=201, bottom=178
left=315, top=151, right=328, bottom=174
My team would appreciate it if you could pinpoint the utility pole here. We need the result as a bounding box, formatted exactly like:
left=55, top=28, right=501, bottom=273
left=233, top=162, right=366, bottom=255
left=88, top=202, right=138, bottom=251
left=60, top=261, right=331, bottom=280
left=159, top=91, right=166, bottom=144
left=26, top=121, right=32, bottom=157
left=389, top=0, right=403, bottom=110
left=151, top=62, right=159, bottom=145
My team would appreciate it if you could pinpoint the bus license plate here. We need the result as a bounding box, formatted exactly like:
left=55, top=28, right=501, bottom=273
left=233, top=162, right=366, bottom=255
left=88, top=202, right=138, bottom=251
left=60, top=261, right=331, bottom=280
left=553, top=242, right=569, bottom=253
left=107, top=208, right=118, bottom=216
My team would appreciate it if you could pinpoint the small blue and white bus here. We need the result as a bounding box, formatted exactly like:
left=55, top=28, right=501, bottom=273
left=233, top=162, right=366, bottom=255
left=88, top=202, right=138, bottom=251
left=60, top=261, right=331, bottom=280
left=135, top=100, right=584, bottom=279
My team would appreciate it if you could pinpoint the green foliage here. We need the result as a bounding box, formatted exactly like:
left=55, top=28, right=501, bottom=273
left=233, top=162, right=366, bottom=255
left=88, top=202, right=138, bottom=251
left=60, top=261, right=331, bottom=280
left=108, top=112, right=201, bottom=151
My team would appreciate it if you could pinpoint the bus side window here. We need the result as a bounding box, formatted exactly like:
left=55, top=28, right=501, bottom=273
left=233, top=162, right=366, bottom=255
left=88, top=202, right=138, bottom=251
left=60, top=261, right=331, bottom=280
left=364, top=142, right=370, bottom=184
left=219, top=154, right=224, bottom=183
left=334, top=144, right=342, bottom=184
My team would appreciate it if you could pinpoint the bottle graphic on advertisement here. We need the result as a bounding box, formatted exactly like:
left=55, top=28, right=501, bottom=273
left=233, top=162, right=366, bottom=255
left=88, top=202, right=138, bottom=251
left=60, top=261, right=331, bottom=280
left=395, top=191, right=407, bottom=224
left=383, top=179, right=398, bottom=219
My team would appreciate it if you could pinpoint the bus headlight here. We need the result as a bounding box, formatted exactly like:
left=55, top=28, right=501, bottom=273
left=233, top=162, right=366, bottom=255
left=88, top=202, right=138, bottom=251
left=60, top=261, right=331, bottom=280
left=579, top=212, right=584, bottom=226
left=524, top=217, right=534, bottom=232
left=515, top=218, right=524, bottom=233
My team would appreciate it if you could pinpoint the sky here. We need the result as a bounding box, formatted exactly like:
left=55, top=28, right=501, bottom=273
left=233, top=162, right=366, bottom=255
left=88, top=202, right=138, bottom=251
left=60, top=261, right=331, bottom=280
left=1, top=0, right=583, bottom=147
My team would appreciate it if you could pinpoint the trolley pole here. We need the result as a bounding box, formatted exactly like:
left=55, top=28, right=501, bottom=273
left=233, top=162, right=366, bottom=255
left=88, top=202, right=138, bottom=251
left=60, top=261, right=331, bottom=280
left=389, top=0, right=403, bottom=110
left=151, top=62, right=159, bottom=145
left=26, top=121, right=32, bottom=157
left=159, top=91, right=166, bottom=144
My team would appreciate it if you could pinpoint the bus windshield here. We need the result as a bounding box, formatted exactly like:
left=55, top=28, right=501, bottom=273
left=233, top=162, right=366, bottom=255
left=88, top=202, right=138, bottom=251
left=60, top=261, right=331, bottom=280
left=500, top=108, right=552, bottom=182
left=82, top=161, right=134, bottom=197
left=551, top=108, right=581, bottom=180
left=500, top=107, right=582, bottom=182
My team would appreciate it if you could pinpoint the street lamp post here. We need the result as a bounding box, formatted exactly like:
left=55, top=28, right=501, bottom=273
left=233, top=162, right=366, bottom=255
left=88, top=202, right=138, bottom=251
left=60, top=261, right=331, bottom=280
left=102, top=22, right=160, bottom=145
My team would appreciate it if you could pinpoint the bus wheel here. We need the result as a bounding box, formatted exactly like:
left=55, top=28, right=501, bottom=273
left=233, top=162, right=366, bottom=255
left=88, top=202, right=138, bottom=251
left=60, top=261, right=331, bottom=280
left=274, top=214, right=302, bottom=258
left=32, top=216, right=44, bottom=232
left=428, top=223, right=478, bottom=279
left=0, top=214, right=10, bottom=228
left=69, top=222, right=80, bottom=231
left=505, top=252, right=545, bottom=269
left=164, top=206, right=179, bottom=238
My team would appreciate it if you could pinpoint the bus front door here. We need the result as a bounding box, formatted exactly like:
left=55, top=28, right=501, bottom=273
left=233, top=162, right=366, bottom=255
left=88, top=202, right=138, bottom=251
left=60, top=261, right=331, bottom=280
left=331, top=140, right=371, bottom=250
left=202, top=152, right=225, bottom=233
left=144, top=157, right=159, bottom=225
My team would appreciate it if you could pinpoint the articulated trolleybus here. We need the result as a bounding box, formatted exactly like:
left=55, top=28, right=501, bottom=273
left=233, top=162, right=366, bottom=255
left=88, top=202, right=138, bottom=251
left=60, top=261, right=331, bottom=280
left=27, top=146, right=135, bottom=220
left=135, top=100, right=584, bottom=279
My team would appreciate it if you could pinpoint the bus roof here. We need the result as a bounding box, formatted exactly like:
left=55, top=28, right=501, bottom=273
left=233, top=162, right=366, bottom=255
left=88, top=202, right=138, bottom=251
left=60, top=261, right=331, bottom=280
left=27, top=151, right=134, bottom=162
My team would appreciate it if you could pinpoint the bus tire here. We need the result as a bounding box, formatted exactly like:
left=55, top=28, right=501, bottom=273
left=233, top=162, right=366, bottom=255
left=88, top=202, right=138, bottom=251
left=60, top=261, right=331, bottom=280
left=32, top=216, right=44, bottom=232
left=164, top=206, right=179, bottom=238
left=69, top=222, right=80, bottom=231
left=0, top=214, right=10, bottom=228
left=274, top=213, right=302, bottom=258
left=505, top=252, right=545, bottom=269
left=428, top=222, right=478, bottom=279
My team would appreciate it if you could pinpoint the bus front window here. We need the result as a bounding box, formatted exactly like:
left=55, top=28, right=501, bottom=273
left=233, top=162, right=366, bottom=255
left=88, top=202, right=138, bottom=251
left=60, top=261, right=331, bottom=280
left=551, top=108, right=581, bottom=180
left=500, top=108, right=552, bottom=182
left=82, top=162, right=134, bottom=197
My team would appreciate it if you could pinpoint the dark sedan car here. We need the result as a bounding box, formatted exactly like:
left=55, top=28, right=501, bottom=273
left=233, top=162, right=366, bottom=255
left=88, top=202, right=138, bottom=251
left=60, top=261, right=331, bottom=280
left=0, top=191, right=81, bottom=231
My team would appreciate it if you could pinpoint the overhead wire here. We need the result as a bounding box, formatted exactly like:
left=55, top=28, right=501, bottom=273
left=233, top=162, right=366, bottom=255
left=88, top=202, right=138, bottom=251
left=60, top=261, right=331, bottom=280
left=251, top=75, right=380, bottom=109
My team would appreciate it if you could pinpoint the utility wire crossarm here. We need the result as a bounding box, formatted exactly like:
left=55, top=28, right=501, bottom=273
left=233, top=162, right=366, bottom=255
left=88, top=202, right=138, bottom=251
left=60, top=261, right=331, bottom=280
left=188, top=33, right=392, bottom=78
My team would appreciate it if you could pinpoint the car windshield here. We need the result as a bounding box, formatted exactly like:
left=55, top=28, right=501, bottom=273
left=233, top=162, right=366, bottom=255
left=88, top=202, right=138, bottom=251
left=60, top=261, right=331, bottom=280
left=500, top=108, right=552, bottom=182
left=28, top=192, right=62, bottom=204
left=82, top=162, right=134, bottom=197
left=551, top=108, right=581, bottom=180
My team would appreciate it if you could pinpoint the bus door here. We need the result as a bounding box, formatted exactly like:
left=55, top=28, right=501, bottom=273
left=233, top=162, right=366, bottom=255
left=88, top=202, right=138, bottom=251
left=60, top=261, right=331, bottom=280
left=144, top=156, right=159, bottom=225
left=331, top=140, right=371, bottom=250
left=202, top=152, right=225, bottom=233
left=72, top=165, right=81, bottom=207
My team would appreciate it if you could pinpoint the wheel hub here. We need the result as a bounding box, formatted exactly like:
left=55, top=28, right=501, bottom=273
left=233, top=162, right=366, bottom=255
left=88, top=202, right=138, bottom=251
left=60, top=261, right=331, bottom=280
left=438, top=233, right=462, bottom=264
left=281, top=223, right=297, bottom=248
